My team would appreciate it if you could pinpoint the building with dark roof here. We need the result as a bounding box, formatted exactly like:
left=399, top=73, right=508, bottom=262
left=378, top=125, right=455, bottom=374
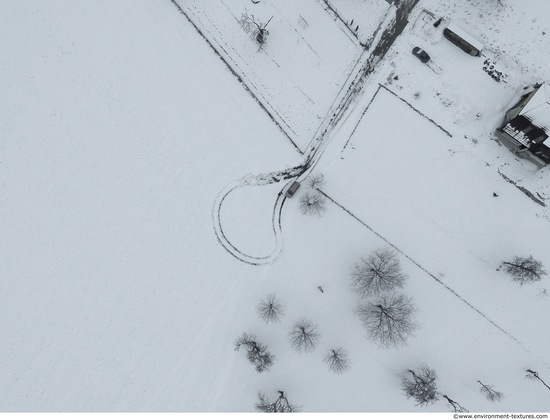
left=495, top=83, right=550, bottom=168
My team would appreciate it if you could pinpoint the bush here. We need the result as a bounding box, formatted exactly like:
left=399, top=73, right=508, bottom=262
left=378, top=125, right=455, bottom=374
left=477, top=381, right=503, bottom=402
left=256, top=294, right=285, bottom=324
left=351, top=248, right=408, bottom=297
left=288, top=318, right=320, bottom=353
left=501, top=256, right=547, bottom=285
left=235, top=333, right=274, bottom=372
left=401, top=364, right=439, bottom=406
left=306, top=173, right=326, bottom=190
left=355, top=293, right=417, bottom=347
left=255, top=391, right=299, bottom=412
left=323, top=347, right=350, bottom=373
left=299, top=191, right=326, bottom=217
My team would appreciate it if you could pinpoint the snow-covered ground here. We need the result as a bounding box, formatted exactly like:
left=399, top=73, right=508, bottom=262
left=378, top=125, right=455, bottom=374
left=323, top=0, right=393, bottom=45
left=176, top=0, right=362, bottom=151
left=1, top=0, right=550, bottom=413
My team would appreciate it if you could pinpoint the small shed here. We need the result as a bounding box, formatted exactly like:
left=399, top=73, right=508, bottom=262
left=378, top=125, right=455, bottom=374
left=443, top=23, right=484, bottom=56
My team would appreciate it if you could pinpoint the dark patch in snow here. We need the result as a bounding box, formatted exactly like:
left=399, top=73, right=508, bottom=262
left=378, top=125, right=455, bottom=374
left=498, top=170, right=546, bottom=207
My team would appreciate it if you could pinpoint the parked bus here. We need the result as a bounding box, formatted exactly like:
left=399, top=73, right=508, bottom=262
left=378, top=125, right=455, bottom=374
left=443, top=23, right=483, bottom=57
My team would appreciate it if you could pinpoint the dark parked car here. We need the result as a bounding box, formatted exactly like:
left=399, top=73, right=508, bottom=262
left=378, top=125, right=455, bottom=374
left=285, top=181, right=300, bottom=198
left=412, top=47, right=430, bottom=63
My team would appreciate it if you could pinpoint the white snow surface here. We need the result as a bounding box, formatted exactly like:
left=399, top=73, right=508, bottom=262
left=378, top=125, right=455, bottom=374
left=2, top=0, right=550, bottom=413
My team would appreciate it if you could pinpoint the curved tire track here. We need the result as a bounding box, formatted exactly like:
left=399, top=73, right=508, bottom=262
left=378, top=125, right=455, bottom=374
left=212, top=167, right=304, bottom=265
left=210, top=0, right=419, bottom=265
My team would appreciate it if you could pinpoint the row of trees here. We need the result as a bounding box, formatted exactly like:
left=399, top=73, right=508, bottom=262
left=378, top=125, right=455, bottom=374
left=402, top=365, right=550, bottom=411
left=401, top=363, right=504, bottom=411
left=299, top=173, right=327, bottom=217
left=236, top=293, right=351, bottom=376
left=297, top=175, right=547, bottom=287
left=351, top=247, right=418, bottom=347
left=241, top=236, right=546, bottom=411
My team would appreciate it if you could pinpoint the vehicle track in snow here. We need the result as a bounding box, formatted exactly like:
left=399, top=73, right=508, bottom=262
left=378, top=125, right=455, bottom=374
left=205, top=0, right=420, bottom=265
left=166, top=0, right=420, bottom=264
left=211, top=166, right=304, bottom=265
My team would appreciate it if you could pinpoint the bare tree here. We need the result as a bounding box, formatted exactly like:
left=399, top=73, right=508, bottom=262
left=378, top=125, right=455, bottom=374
left=401, top=364, right=439, bottom=406
left=235, top=333, right=274, bottom=373
left=288, top=318, right=320, bottom=353
left=443, top=395, right=469, bottom=413
left=477, top=380, right=503, bottom=402
left=355, top=293, right=417, bottom=347
left=323, top=347, right=350, bottom=374
left=526, top=369, right=550, bottom=394
left=351, top=248, right=409, bottom=297
left=256, top=294, right=285, bottom=324
left=306, top=173, right=326, bottom=190
left=239, top=11, right=272, bottom=49
left=500, top=256, right=547, bottom=285
left=255, top=391, right=300, bottom=412
left=299, top=191, right=326, bottom=217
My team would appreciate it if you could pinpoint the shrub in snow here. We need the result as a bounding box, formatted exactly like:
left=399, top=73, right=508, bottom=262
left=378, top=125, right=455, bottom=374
left=477, top=380, right=503, bottom=402
left=239, top=12, right=272, bottom=49
left=299, top=191, right=326, bottom=217
left=323, top=347, right=350, bottom=374
left=255, top=391, right=299, bottom=412
left=351, top=248, right=408, bottom=297
left=355, top=293, right=416, bottom=347
left=526, top=369, right=550, bottom=394
left=288, top=318, right=320, bottom=353
left=256, top=293, right=285, bottom=324
left=306, top=172, right=326, bottom=190
left=234, top=333, right=274, bottom=373
left=501, top=255, right=547, bottom=285
left=401, top=364, right=439, bottom=406
left=443, top=395, right=469, bottom=413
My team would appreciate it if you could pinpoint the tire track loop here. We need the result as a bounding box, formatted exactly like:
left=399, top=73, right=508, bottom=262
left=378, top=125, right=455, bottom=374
left=212, top=166, right=305, bottom=265
left=201, top=0, right=418, bottom=265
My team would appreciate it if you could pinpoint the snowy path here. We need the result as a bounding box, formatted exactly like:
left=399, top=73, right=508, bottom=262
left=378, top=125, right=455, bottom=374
left=211, top=167, right=303, bottom=265
left=209, top=0, right=420, bottom=265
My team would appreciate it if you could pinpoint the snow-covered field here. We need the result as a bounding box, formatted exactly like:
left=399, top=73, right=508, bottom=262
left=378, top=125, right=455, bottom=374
left=176, top=0, right=362, bottom=152
left=325, top=0, right=393, bottom=45
left=1, top=0, right=550, bottom=413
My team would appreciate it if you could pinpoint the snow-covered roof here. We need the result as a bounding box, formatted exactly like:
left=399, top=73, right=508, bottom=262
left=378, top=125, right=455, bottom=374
left=445, top=23, right=484, bottom=51
left=520, top=83, right=550, bottom=132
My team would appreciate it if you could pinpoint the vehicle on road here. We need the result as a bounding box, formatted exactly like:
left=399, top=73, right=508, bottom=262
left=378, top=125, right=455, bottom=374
left=412, top=47, right=430, bottom=63
left=285, top=181, right=300, bottom=198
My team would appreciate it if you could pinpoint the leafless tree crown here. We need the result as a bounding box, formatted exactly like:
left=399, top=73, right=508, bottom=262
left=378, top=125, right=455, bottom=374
left=256, top=293, right=285, bottom=324
left=299, top=191, right=326, bottom=217
left=351, top=248, right=409, bottom=297
left=239, top=11, right=272, bottom=49
left=443, top=395, right=469, bottom=413
left=306, top=173, right=326, bottom=190
left=355, top=293, right=417, bottom=347
left=526, top=369, right=550, bottom=394
left=401, top=364, right=439, bottom=406
left=255, top=391, right=300, bottom=412
left=235, top=333, right=274, bottom=373
left=288, top=318, right=320, bottom=353
left=477, top=381, right=503, bottom=402
left=502, top=256, right=547, bottom=285
left=323, top=347, right=351, bottom=374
